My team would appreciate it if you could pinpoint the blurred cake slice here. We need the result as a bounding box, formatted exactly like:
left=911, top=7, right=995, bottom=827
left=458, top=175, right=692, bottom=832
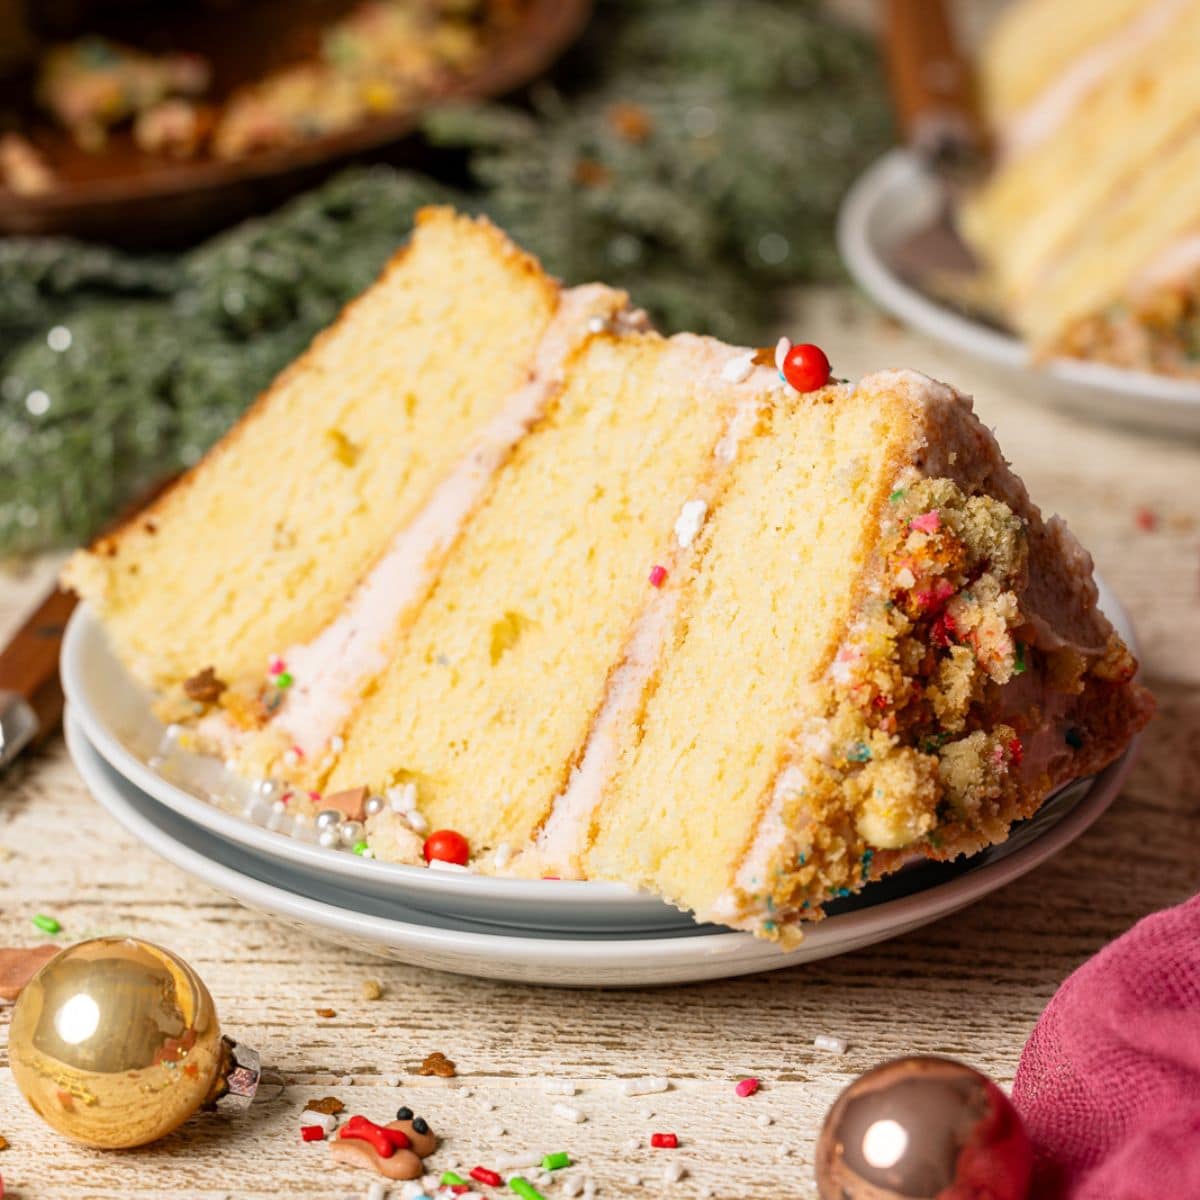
left=961, top=0, right=1200, bottom=375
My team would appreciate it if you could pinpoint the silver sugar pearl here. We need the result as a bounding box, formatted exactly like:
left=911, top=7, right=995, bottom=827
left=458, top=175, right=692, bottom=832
left=318, top=828, right=340, bottom=849
left=339, top=820, right=365, bottom=846
left=315, top=809, right=343, bottom=831
left=257, top=778, right=284, bottom=800
left=271, top=799, right=288, bottom=815
left=364, top=794, right=385, bottom=817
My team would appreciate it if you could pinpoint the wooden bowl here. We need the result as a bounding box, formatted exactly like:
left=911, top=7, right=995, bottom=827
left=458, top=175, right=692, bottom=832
left=0, top=0, right=592, bottom=244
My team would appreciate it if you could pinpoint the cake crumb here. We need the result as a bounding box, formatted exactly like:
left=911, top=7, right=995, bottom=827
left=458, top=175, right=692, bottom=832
left=418, top=1051, right=457, bottom=1077
left=360, top=978, right=384, bottom=1001
left=182, top=666, right=226, bottom=704
left=0, top=1134, right=9, bottom=1151
left=315, top=1007, right=337, bottom=1019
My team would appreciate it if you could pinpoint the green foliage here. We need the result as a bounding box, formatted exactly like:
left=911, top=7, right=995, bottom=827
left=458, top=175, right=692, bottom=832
left=0, top=0, right=888, bottom=555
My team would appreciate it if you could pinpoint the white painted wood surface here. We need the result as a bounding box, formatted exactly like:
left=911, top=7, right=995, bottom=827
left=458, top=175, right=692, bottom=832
left=1, top=286, right=1197, bottom=1199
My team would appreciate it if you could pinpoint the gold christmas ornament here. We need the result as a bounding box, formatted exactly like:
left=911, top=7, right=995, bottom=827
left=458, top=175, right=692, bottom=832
left=8, top=937, right=260, bottom=1149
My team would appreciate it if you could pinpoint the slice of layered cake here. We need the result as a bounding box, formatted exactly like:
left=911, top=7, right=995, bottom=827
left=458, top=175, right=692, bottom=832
left=960, top=0, right=1200, bottom=376
left=66, top=209, right=1153, bottom=939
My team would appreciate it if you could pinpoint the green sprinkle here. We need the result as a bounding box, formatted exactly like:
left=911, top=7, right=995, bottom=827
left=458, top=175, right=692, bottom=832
left=797, top=852, right=806, bottom=866
left=32, top=913, right=61, bottom=934
left=1065, top=727, right=1084, bottom=750
left=353, top=840, right=369, bottom=856
left=441, top=1173, right=467, bottom=1188
left=274, top=671, right=294, bottom=689
left=832, top=886, right=851, bottom=898
left=1013, top=642, right=1027, bottom=675
left=762, top=919, right=776, bottom=932
left=542, top=1152, right=571, bottom=1171
left=889, top=488, right=906, bottom=503
left=509, top=1180, right=546, bottom=1200
left=846, top=741, right=872, bottom=763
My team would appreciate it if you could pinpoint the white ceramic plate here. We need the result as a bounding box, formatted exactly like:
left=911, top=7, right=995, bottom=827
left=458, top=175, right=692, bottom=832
left=838, top=149, right=1200, bottom=436
left=62, top=574, right=1139, bottom=939
left=66, top=710, right=1134, bottom=987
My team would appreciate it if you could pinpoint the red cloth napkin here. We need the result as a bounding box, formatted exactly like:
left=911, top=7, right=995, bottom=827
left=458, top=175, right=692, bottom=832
left=1012, top=893, right=1200, bottom=1199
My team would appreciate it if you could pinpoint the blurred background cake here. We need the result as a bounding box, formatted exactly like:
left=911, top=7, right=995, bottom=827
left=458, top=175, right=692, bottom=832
left=961, top=0, right=1200, bottom=377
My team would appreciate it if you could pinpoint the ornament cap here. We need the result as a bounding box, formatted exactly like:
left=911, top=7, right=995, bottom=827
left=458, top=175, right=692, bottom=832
left=210, top=1036, right=262, bottom=1111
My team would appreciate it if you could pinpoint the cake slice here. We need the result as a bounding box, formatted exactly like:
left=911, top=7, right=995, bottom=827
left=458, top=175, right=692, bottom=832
left=66, top=210, right=1153, bottom=940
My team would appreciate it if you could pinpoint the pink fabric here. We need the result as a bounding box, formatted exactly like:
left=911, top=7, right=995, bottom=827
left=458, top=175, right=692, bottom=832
left=1012, top=894, right=1200, bottom=1200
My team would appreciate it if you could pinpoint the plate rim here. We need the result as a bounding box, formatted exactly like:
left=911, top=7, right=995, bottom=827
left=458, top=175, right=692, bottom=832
left=837, top=148, right=1200, bottom=415
left=61, top=570, right=1141, bottom=928
left=65, top=708, right=1135, bottom=984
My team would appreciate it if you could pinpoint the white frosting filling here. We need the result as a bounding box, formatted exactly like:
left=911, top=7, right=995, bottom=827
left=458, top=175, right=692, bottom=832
left=1130, top=231, right=1200, bottom=298
left=267, top=284, right=631, bottom=759
left=999, top=0, right=1188, bottom=162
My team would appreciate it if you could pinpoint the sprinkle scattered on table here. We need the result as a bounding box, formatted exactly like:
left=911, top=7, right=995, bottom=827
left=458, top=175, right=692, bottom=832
left=315, top=1007, right=337, bottom=1019
left=735, top=1077, right=760, bottom=1097
left=418, top=1051, right=457, bottom=1078
left=814, top=1034, right=848, bottom=1054
left=31, top=913, right=61, bottom=935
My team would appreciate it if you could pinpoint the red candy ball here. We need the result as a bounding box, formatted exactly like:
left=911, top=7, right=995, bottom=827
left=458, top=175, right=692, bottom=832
left=815, top=1056, right=1033, bottom=1200
left=423, top=829, right=470, bottom=866
left=782, top=342, right=831, bottom=392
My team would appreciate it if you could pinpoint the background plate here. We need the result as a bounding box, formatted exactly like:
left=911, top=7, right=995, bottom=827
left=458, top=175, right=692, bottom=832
left=838, top=149, right=1200, bottom=436
left=66, top=710, right=1133, bottom=988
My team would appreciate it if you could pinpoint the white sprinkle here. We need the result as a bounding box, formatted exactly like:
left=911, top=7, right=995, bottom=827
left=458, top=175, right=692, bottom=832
left=583, top=1181, right=596, bottom=1200
left=493, top=842, right=513, bottom=871
left=339, top=1075, right=354, bottom=1086
left=895, top=566, right=916, bottom=589
left=366, top=1182, right=387, bottom=1200
left=625, top=1136, right=640, bottom=1152
left=756, top=1113, right=773, bottom=1128
left=776, top=1145, right=793, bottom=1159
left=283, top=748, right=301, bottom=768
left=407, top=810, right=429, bottom=834
left=542, top=1079, right=576, bottom=1096
left=698, top=1187, right=714, bottom=1198
left=399, top=1183, right=426, bottom=1200
left=814, top=1034, right=848, bottom=1055
left=552, top=1102, right=585, bottom=1124
left=165, top=723, right=183, bottom=741
left=774, top=335, right=791, bottom=373
left=331, top=735, right=346, bottom=753
left=662, top=1162, right=686, bottom=1184
left=620, top=1076, right=669, bottom=1097
left=479, top=1099, right=495, bottom=1112
left=302, top=1109, right=338, bottom=1134
left=496, top=1153, right=542, bottom=1171
left=488, top=1123, right=506, bottom=1138
left=383, top=1074, right=402, bottom=1087
left=587, top=316, right=609, bottom=334
left=561, top=1177, right=585, bottom=1198
left=422, top=1176, right=440, bottom=1193
left=673, top=499, right=708, bottom=549
left=720, top=351, right=755, bottom=384
left=459, top=1087, right=473, bottom=1098
left=624, top=1175, right=641, bottom=1188
left=640, top=1109, right=656, bottom=1121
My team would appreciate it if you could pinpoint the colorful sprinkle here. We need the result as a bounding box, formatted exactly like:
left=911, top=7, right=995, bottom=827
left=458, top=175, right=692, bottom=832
left=888, top=488, right=906, bottom=503
left=471, top=1167, right=503, bottom=1187
left=268, top=656, right=286, bottom=675
left=1013, top=641, right=1027, bottom=675
left=1134, top=506, right=1158, bottom=532
left=780, top=341, right=832, bottom=392
left=846, top=742, right=872, bottom=763
left=734, top=1077, right=760, bottom=1098
left=1008, top=737, right=1024, bottom=767
left=860, top=848, right=874, bottom=880
left=274, top=671, right=294, bottom=689
left=423, top=829, right=470, bottom=866
left=352, top=841, right=370, bottom=856
left=31, top=914, right=61, bottom=934
left=300, top=1124, right=326, bottom=1142
left=650, top=1133, right=678, bottom=1149
left=441, top=1172, right=467, bottom=1188
left=648, top=564, right=668, bottom=588
left=509, top=1180, right=546, bottom=1200
left=541, top=1152, right=571, bottom=1171
left=909, top=509, right=941, bottom=534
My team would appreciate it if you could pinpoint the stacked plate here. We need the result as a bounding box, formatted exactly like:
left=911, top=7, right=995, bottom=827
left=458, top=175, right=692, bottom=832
left=61, top=580, right=1138, bottom=988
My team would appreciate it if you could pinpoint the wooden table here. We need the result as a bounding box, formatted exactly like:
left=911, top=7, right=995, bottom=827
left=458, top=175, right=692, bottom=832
left=1, top=287, right=1199, bottom=1199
